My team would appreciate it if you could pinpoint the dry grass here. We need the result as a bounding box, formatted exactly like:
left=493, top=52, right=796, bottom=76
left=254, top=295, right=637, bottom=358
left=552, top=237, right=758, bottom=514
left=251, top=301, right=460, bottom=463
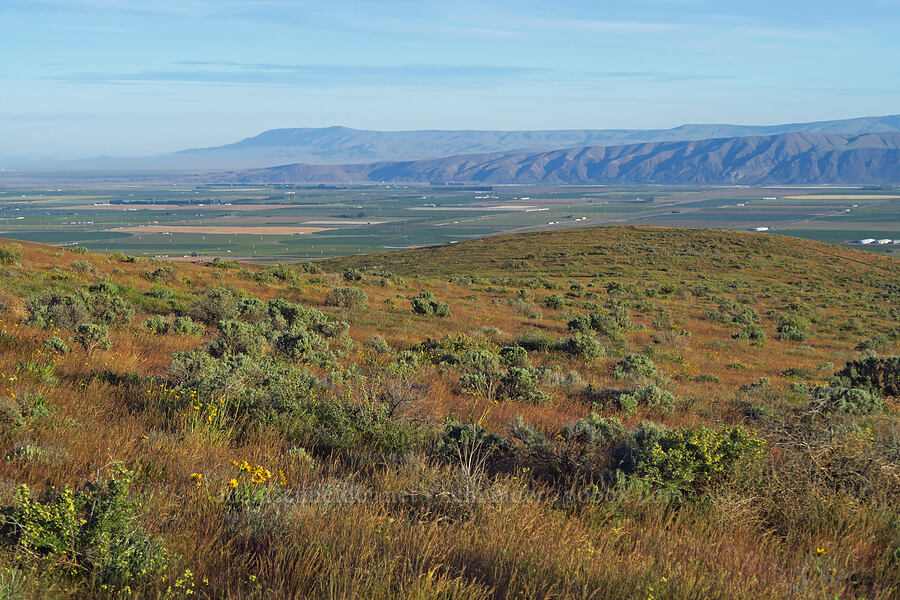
left=0, top=227, right=897, bottom=598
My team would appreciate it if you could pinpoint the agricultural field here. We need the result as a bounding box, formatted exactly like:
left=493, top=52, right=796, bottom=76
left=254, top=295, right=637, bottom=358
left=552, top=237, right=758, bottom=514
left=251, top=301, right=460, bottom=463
left=0, top=226, right=897, bottom=598
left=1, top=185, right=898, bottom=261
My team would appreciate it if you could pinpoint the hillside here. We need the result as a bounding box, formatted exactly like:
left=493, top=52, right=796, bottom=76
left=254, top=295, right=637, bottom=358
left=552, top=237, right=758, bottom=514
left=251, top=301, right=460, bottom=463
left=213, top=131, right=900, bottom=185
left=0, top=227, right=897, bottom=598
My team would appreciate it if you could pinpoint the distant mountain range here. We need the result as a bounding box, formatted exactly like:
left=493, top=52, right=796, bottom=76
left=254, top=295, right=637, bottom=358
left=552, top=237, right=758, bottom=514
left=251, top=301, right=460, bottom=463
left=210, top=132, right=900, bottom=186
left=7, top=114, right=900, bottom=171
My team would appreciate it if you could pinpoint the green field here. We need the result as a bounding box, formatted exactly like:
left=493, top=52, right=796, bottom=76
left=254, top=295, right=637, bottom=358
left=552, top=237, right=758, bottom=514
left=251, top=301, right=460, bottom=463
left=1, top=184, right=898, bottom=260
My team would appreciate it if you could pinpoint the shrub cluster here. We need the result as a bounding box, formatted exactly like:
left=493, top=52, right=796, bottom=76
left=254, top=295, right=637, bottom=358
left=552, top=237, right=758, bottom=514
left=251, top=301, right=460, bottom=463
left=26, top=283, right=134, bottom=330
left=457, top=347, right=550, bottom=404
left=411, top=291, right=451, bottom=317
left=613, top=354, right=658, bottom=380
left=834, top=356, right=899, bottom=397
left=771, top=311, right=809, bottom=342
left=445, top=414, right=766, bottom=496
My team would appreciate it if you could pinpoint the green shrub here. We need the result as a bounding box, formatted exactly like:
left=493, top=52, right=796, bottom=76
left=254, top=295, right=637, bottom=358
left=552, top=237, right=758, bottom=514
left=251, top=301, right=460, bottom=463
left=145, top=286, right=174, bottom=300
left=0, top=244, right=23, bottom=266
left=142, top=316, right=170, bottom=335
left=514, top=330, right=555, bottom=353
left=411, top=291, right=451, bottom=317
left=271, top=328, right=331, bottom=362
left=560, top=335, right=605, bottom=360
left=834, top=356, right=900, bottom=397
left=543, top=294, right=564, bottom=309
left=43, top=336, right=69, bottom=354
left=172, top=316, right=205, bottom=335
left=614, top=354, right=658, bottom=380
left=615, top=384, right=676, bottom=413
left=166, top=352, right=322, bottom=422
left=458, top=350, right=503, bottom=400
left=773, top=313, right=809, bottom=342
left=26, top=287, right=133, bottom=330
left=732, top=324, right=767, bottom=341
left=618, top=422, right=764, bottom=493
left=190, top=286, right=241, bottom=324
left=238, top=297, right=268, bottom=322
left=73, top=323, right=111, bottom=353
left=207, top=320, right=265, bottom=358
left=499, top=367, right=551, bottom=404
left=510, top=414, right=625, bottom=481
left=144, top=265, right=175, bottom=282
left=560, top=413, right=626, bottom=449
left=70, top=260, right=97, bottom=274
left=289, top=397, right=422, bottom=456
left=809, top=385, right=883, bottom=415
left=434, top=421, right=512, bottom=467
left=0, top=464, right=167, bottom=589
left=342, top=267, right=363, bottom=282
left=854, top=335, right=891, bottom=353
left=324, top=286, right=367, bottom=310
left=498, top=345, right=529, bottom=368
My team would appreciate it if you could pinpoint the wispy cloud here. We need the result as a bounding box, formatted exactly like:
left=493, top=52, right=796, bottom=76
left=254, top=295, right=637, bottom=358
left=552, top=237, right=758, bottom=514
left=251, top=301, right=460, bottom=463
left=51, top=61, right=730, bottom=87
left=53, top=63, right=549, bottom=86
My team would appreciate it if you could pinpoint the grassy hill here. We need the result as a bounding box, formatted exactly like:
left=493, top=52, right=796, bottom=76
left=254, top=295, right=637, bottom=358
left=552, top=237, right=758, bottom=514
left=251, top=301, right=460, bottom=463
left=0, top=226, right=897, bottom=598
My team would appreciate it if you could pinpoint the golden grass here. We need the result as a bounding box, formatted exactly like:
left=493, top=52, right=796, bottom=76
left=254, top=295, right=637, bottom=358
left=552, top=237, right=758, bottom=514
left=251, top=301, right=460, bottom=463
left=0, top=226, right=897, bottom=598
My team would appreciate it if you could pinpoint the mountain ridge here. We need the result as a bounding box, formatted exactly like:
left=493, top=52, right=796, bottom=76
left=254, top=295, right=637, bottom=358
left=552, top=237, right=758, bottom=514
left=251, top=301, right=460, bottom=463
left=7, top=114, right=900, bottom=171
left=209, top=131, right=900, bottom=186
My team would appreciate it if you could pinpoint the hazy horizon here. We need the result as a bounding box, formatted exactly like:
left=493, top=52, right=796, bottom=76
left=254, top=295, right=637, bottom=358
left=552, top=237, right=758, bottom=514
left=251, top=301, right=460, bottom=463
left=3, top=0, right=900, bottom=159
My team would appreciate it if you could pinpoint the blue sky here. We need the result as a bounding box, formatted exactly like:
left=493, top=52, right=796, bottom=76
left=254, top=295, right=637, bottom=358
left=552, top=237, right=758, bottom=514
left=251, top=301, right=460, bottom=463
left=3, top=0, right=899, bottom=158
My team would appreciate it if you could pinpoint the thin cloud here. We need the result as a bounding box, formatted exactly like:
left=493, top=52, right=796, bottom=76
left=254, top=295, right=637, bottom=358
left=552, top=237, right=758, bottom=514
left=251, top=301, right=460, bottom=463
left=53, top=62, right=728, bottom=87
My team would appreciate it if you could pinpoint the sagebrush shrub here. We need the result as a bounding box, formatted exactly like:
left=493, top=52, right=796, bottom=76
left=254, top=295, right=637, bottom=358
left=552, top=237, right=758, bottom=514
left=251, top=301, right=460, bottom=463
left=190, top=286, right=241, bottom=324
left=835, top=356, right=899, bottom=397
left=172, top=316, right=204, bottom=335
left=324, top=286, right=367, bottom=310
left=44, top=336, right=69, bottom=354
left=74, top=323, right=111, bottom=353
left=26, top=287, right=133, bottom=330
left=342, top=267, right=363, bottom=282
left=411, top=291, right=451, bottom=317
left=809, top=385, right=883, bottom=415
left=500, top=367, right=551, bottom=404
left=142, top=315, right=170, bottom=335
left=614, top=354, right=658, bottom=380
left=560, top=334, right=605, bottom=360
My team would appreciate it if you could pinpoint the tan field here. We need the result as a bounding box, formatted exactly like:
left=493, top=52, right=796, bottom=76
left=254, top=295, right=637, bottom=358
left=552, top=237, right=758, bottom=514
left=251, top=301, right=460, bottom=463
left=113, top=225, right=331, bottom=235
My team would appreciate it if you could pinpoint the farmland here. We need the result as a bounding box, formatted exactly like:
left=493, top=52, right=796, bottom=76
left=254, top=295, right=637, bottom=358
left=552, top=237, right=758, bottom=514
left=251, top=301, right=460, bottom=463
left=1, top=184, right=898, bottom=261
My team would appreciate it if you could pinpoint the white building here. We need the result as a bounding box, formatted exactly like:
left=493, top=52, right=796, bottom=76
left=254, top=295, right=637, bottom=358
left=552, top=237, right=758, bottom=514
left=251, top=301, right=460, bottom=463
left=858, top=239, right=877, bottom=244
left=876, top=239, right=893, bottom=245
left=749, top=227, right=769, bottom=232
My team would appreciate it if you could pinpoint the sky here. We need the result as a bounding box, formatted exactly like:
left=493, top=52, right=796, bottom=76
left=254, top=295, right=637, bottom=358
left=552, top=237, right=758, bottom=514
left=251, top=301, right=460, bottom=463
left=2, top=0, right=900, bottom=159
